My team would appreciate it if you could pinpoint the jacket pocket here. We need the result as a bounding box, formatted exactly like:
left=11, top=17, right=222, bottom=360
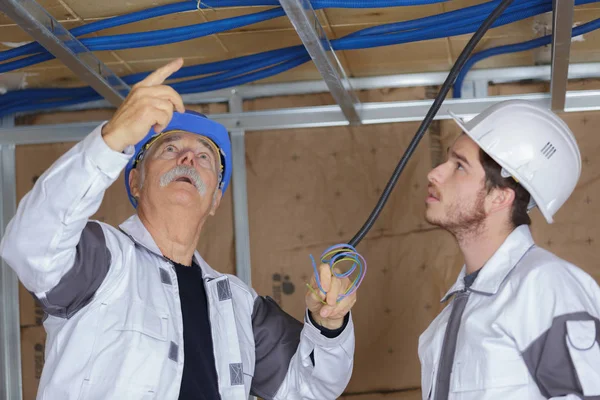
left=566, top=320, right=600, bottom=396
left=450, top=357, right=530, bottom=393
left=115, top=298, right=168, bottom=341
left=78, top=379, right=157, bottom=400
left=85, top=299, right=169, bottom=390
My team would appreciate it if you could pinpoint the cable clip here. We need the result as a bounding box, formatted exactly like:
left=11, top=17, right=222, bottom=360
left=197, top=0, right=216, bottom=11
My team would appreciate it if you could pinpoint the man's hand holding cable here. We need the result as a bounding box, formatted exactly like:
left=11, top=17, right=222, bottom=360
left=102, top=57, right=185, bottom=152
left=306, top=263, right=357, bottom=330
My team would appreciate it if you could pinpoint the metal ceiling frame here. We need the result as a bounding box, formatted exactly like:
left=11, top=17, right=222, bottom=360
left=550, top=0, right=576, bottom=111
left=0, top=115, right=22, bottom=400
left=2, top=89, right=600, bottom=146
left=0, top=0, right=130, bottom=107
left=278, top=0, right=362, bottom=124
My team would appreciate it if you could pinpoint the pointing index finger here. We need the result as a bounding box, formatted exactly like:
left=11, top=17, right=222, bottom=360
left=137, top=58, right=184, bottom=88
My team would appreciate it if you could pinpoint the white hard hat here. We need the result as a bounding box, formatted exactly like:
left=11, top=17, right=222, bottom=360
left=449, top=100, right=581, bottom=224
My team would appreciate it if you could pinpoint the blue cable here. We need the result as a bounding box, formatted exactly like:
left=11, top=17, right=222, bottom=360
left=0, top=3, right=198, bottom=62
left=0, top=55, right=312, bottom=116
left=0, top=8, right=287, bottom=72
left=345, top=0, right=544, bottom=37
left=3, top=0, right=600, bottom=114
left=0, top=0, right=552, bottom=78
left=453, top=16, right=600, bottom=97
left=0, top=46, right=306, bottom=107
left=0, top=4, right=566, bottom=110
left=0, top=0, right=557, bottom=71
left=0, top=0, right=448, bottom=64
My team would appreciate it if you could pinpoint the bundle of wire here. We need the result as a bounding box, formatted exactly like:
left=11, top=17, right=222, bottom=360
left=307, top=244, right=366, bottom=304
left=2, top=0, right=600, bottom=117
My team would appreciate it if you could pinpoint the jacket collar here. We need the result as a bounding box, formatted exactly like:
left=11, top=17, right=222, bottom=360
left=441, top=224, right=535, bottom=303
left=119, top=214, right=221, bottom=280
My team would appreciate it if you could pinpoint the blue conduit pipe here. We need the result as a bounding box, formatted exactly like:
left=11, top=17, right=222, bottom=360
left=0, top=0, right=523, bottom=70
left=0, top=0, right=557, bottom=80
left=453, top=16, right=600, bottom=97
left=0, top=0, right=448, bottom=63
left=345, top=0, right=543, bottom=37
left=2, top=0, right=600, bottom=115
left=0, top=8, right=287, bottom=72
left=0, top=55, right=312, bottom=116
left=0, top=0, right=563, bottom=73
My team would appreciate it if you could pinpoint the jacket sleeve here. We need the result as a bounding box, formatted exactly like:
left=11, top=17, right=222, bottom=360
left=499, top=261, right=600, bottom=399
left=0, top=123, right=132, bottom=318
left=250, top=295, right=354, bottom=400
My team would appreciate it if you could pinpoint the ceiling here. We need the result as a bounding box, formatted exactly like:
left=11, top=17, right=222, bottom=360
left=1, top=0, right=600, bottom=92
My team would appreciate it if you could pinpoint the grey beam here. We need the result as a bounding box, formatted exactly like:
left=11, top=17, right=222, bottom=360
left=0, top=115, right=22, bottom=400
left=550, top=0, right=575, bottom=111
left=0, top=0, right=130, bottom=107
left=228, top=94, right=253, bottom=288
left=3, top=90, right=600, bottom=144
left=279, top=0, right=361, bottom=124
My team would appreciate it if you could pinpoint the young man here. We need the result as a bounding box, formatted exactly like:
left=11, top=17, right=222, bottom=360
left=0, top=58, right=357, bottom=400
left=419, top=100, right=600, bottom=399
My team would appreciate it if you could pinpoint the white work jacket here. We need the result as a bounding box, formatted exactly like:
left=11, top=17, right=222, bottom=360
left=0, top=124, right=355, bottom=400
left=419, top=225, right=600, bottom=400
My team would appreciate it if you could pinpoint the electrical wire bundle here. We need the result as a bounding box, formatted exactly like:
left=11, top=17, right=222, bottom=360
left=2, top=0, right=600, bottom=116
left=307, top=244, right=366, bottom=304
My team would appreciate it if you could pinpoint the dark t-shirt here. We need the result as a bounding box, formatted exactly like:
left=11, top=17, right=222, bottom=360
left=173, top=260, right=221, bottom=400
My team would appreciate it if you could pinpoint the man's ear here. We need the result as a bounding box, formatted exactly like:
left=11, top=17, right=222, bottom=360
left=129, top=169, right=141, bottom=199
left=209, top=189, right=223, bottom=216
left=486, top=186, right=515, bottom=214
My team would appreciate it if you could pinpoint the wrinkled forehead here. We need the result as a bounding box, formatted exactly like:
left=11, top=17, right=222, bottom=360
left=150, top=130, right=218, bottom=157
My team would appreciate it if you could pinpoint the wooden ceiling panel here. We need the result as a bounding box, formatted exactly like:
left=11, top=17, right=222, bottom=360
left=442, top=0, right=492, bottom=12
left=111, top=34, right=226, bottom=62
left=252, top=61, right=325, bottom=84
left=0, top=0, right=76, bottom=26
left=579, top=2, right=600, bottom=9
left=88, top=7, right=294, bottom=35
left=217, top=28, right=315, bottom=55
left=323, top=3, right=444, bottom=27
left=20, top=61, right=130, bottom=88
left=341, top=39, right=452, bottom=76
left=449, top=35, right=534, bottom=62
left=0, top=21, right=81, bottom=52
left=197, top=7, right=298, bottom=32
left=61, top=0, right=182, bottom=20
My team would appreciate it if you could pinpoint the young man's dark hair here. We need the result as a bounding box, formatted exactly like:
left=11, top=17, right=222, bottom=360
left=479, top=148, right=531, bottom=227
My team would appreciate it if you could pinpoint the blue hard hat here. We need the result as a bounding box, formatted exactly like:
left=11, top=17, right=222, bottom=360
left=124, top=110, right=232, bottom=208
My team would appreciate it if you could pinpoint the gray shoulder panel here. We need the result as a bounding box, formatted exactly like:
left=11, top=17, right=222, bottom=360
left=41, top=221, right=111, bottom=318
left=250, top=296, right=303, bottom=400
left=522, top=311, right=600, bottom=399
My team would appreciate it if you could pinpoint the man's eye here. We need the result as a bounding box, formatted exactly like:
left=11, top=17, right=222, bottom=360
left=165, top=145, right=176, bottom=152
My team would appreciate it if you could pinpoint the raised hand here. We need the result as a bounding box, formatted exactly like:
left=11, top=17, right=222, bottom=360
left=102, top=58, right=186, bottom=152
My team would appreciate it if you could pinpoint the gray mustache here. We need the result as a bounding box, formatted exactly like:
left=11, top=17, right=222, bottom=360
left=160, top=165, right=207, bottom=196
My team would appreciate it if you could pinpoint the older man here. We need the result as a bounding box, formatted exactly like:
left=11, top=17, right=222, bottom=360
left=0, top=58, right=356, bottom=400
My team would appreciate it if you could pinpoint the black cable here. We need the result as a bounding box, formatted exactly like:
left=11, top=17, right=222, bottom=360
left=348, top=0, right=515, bottom=247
